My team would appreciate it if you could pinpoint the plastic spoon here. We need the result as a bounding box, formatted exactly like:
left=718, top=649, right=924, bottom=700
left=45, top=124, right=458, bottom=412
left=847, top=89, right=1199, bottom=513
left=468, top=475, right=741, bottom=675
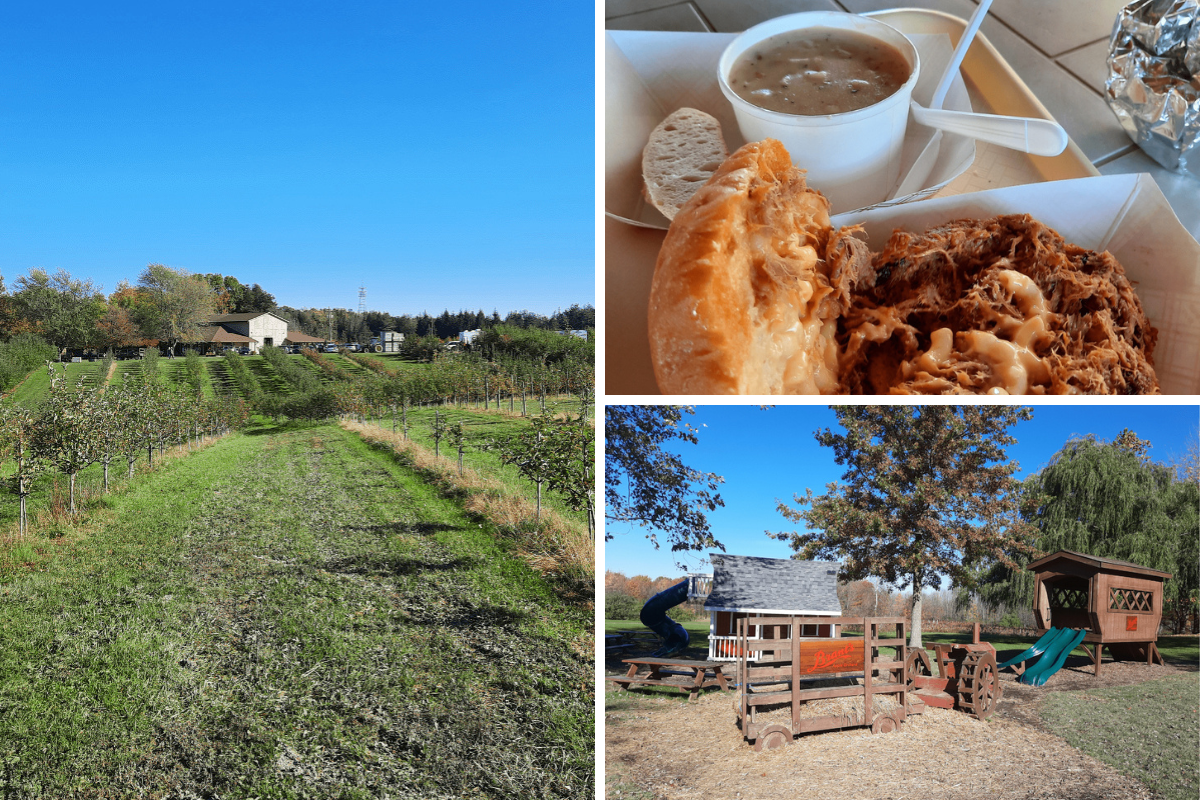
left=910, top=104, right=1068, bottom=156
left=889, top=0, right=994, bottom=200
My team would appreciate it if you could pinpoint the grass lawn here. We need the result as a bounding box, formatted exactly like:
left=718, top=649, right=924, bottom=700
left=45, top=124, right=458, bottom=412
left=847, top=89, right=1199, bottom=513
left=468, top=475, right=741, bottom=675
left=1041, top=675, right=1199, bottom=800
left=0, top=422, right=593, bottom=798
left=7, top=361, right=105, bottom=406
left=375, top=403, right=589, bottom=525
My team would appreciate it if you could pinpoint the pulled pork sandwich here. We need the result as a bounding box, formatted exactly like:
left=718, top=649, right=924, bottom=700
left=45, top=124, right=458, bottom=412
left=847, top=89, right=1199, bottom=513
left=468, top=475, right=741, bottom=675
left=648, top=139, right=1159, bottom=395
left=647, top=138, right=871, bottom=394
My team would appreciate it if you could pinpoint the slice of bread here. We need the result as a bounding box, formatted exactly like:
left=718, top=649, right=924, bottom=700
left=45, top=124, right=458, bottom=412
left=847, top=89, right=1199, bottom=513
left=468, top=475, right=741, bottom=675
left=641, top=108, right=729, bottom=221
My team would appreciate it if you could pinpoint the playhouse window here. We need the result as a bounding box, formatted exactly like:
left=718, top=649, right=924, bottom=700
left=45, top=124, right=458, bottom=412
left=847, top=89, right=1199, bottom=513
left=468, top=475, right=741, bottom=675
left=1047, top=578, right=1089, bottom=610
left=1109, top=587, right=1153, bottom=613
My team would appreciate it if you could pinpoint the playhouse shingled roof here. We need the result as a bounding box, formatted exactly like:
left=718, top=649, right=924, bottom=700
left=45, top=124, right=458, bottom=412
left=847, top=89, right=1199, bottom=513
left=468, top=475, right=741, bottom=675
left=704, top=554, right=842, bottom=615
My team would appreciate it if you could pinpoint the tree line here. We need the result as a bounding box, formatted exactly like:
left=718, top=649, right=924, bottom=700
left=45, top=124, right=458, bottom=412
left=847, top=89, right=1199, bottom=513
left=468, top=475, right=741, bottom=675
left=275, top=304, right=596, bottom=345
left=0, top=264, right=594, bottom=357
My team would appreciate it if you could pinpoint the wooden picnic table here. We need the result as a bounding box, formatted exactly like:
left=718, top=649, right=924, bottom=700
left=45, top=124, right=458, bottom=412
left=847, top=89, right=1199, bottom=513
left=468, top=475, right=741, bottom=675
left=610, top=657, right=730, bottom=702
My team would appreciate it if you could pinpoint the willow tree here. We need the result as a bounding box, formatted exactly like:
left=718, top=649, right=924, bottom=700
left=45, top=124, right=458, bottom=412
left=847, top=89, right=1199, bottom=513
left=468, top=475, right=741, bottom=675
left=769, top=406, right=1038, bottom=647
left=980, top=429, right=1199, bottom=633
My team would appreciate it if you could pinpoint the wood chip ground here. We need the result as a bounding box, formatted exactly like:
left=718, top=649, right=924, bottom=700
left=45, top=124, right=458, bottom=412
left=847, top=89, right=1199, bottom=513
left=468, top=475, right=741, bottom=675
left=606, top=657, right=1197, bottom=800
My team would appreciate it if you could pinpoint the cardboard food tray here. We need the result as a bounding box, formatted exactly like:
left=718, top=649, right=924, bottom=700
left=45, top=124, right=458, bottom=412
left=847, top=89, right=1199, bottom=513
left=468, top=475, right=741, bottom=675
left=608, top=174, right=1200, bottom=395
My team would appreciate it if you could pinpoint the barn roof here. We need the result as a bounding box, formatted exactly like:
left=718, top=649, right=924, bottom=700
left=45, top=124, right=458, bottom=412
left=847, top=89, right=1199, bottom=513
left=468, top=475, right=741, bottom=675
left=1027, top=549, right=1172, bottom=581
left=193, top=325, right=255, bottom=344
left=704, top=554, right=842, bottom=615
left=208, top=312, right=289, bottom=324
left=284, top=331, right=327, bottom=343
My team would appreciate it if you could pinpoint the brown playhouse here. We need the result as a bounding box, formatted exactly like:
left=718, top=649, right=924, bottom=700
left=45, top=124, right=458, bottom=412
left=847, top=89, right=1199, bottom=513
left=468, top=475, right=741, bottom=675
left=1028, top=549, right=1172, bottom=676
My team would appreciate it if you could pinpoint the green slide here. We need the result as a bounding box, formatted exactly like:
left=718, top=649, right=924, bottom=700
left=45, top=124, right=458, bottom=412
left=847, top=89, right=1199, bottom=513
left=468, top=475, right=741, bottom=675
left=997, top=627, right=1064, bottom=670
left=1020, top=628, right=1087, bottom=687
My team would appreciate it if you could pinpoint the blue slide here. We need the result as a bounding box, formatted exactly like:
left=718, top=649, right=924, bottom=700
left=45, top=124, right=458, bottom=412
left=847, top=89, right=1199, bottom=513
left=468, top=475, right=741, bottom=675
left=640, top=580, right=690, bottom=658
left=998, top=627, right=1064, bottom=670
left=1020, top=628, right=1087, bottom=687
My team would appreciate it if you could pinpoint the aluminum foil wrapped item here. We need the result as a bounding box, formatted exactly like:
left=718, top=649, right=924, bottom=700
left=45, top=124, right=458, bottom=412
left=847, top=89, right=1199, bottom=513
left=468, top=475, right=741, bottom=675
left=1106, top=0, right=1200, bottom=178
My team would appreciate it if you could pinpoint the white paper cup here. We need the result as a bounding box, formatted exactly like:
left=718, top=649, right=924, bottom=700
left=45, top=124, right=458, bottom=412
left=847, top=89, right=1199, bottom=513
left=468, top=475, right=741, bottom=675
left=718, top=12, right=920, bottom=213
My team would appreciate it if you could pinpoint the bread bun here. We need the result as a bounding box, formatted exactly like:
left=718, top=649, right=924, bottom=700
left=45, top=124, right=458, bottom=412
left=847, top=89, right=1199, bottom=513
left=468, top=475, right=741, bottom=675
left=642, top=108, right=729, bottom=221
left=648, top=138, right=866, bottom=394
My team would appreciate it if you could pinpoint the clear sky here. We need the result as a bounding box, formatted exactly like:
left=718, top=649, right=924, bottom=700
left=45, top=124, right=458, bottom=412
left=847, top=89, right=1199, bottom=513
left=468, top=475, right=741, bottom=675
left=605, top=404, right=1200, bottom=583
left=0, top=0, right=593, bottom=316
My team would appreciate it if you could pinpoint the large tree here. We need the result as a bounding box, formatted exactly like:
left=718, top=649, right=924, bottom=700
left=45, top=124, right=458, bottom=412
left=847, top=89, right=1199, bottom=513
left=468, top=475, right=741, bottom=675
left=134, top=264, right=216, bottom=350
left=10, top=268, right=106, bottom=350
left=980, top=429, right=1199, bottom=634
left=769, top=405, right=1037, bottom=647
left=605, top=405, right=725, bottom=557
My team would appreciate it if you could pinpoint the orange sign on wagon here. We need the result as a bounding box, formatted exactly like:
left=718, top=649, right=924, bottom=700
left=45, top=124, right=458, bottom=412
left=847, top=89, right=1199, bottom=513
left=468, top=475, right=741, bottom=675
left=797, top=640, right=865, bottom=675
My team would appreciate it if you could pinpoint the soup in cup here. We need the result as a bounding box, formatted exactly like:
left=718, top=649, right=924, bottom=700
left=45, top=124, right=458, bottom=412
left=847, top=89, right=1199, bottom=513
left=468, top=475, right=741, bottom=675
left=718, top=12, right=920, bottom=212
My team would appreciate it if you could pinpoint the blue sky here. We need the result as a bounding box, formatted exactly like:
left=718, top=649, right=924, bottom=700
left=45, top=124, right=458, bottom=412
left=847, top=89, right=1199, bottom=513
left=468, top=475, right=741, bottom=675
left=605, top=404, right=1200, bottom=583
left=0, top=1, right=593, bottom=315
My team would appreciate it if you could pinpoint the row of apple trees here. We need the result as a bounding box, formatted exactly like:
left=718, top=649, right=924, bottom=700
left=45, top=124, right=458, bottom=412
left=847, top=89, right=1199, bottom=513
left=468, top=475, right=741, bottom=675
left=0, top=362, right=248, bottom=535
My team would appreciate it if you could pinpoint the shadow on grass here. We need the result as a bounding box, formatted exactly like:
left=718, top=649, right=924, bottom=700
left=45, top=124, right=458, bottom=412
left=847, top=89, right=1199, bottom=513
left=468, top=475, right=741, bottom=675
left=241, top=418, right=333, bottom=436
left=342, top=521, right=460, bottom=539
left=324, top=552, right=478, bottom=578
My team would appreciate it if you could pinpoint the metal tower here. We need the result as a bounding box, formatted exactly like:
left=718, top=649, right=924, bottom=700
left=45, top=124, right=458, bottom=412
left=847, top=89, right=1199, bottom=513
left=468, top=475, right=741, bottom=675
left=358, top=286, right=366, bottom=314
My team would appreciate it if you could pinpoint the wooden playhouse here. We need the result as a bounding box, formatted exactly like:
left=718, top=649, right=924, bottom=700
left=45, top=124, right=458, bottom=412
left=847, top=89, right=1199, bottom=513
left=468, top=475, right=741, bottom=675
left=694, top=554, right=843, bottom=662
left=1028, top=549, right=1172, bottom=675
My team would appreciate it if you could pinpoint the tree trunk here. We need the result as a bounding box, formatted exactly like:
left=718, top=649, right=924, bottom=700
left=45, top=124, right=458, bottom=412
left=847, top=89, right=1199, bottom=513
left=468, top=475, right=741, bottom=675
left=910, top=572, right=924, bottom=648
left=69, top=472, right=77, bottom=516
left=103, top=457, right=111, bottom=493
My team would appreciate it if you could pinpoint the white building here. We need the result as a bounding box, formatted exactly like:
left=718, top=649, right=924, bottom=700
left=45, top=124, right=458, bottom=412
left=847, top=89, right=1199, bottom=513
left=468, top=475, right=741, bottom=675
left=692, top=554, right=843, bottom=661
left=198, top=312, right=291, bottom=354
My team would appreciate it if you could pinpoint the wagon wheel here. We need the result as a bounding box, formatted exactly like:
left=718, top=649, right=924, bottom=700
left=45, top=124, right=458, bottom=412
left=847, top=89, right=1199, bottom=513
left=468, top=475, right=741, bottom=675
left=753, top=724, right=793, bottom=752
left=871, top=713, right=902, bottom=735
left=905, top=647, right=933, bottom=687
left=959, top=651, right=1001, bottom=720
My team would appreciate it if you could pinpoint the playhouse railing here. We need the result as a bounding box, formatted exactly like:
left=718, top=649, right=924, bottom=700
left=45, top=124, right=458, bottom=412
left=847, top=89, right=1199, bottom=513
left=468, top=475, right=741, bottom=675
left=709, top=634, right=748, bottom=662
left=687, top=573, right=712, bottom=600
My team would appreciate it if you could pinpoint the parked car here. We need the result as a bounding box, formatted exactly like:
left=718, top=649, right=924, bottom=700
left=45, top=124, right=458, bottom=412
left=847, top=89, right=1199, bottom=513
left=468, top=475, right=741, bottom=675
left=238, top=347, right=251, bottom=356
left=323, top=344, right=339, bottom=353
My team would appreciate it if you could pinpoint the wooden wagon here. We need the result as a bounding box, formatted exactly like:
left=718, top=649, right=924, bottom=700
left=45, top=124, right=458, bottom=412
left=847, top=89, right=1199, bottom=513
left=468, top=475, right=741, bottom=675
left=1028, top=550, right=1172, bottom=676
left=735, top=615, right=917, bottom=751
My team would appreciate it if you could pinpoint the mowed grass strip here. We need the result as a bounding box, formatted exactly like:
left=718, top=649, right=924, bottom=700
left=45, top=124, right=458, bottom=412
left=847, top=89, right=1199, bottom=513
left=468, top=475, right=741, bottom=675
left=0, top=423, right=593, bottom=799
left=1039, top=675, right=1199, bottom=800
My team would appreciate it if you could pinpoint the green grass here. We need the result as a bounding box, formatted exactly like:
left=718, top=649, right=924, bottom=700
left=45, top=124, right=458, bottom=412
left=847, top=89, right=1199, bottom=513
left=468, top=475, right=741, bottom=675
left=1040, top=675, right=1199, bottom=800
left=8, top=361, right=104, bottom=406
left=364, top=402, right=591, bottom=525
left=0, top=422, right=593, bottom=798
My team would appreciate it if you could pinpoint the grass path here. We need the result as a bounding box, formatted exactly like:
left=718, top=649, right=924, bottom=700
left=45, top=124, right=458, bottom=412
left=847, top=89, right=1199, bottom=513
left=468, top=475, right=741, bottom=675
left=0, top=424, right=593, bottom=799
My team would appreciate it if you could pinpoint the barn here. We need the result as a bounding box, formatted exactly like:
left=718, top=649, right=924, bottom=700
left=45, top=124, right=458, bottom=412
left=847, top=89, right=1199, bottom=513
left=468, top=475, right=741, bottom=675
left=693, top=554, right=843, bottom=661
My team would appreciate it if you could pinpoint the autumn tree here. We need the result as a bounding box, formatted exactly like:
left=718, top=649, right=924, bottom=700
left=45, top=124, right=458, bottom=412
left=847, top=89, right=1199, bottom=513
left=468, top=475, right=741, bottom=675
left=769, top=406, right=1038, bottom=647
left=605, top=405, right=725, bottom=556
left=979, top=429, right=1199, bottom=634
left=94, top=305, right=142, bottom=350
left=134, top=264, right=216, bottom=351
